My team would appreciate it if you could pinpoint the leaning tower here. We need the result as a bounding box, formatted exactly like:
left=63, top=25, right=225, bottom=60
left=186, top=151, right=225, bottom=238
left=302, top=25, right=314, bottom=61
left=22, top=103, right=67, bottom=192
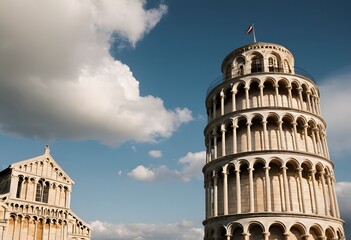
left=203, top=42, right=346, bottom=240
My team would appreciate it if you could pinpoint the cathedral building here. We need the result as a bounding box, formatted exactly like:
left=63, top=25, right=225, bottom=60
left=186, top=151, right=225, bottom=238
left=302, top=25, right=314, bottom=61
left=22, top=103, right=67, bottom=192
left=0, top=145, right=91, bottom=240
left=203, top=42, right=346, bottom=239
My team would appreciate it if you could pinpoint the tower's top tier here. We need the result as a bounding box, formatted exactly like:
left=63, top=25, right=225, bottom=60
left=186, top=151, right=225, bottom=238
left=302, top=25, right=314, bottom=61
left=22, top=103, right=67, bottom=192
left=221, top=42, right=295, bottom=77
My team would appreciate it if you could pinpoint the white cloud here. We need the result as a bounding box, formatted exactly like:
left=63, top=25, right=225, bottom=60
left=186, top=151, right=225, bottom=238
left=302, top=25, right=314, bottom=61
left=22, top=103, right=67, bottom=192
left=127, top=165, right=155, bottom=181
left=319, top=72, right=351, bottom=156
left=0, top=0, right=193, bottom=146
left=149, top=150, right=162, bottom=158
left=90, top=220, right=203, bottom=240
left=179, top=151, right=205, bottom=181
left=128, top=151, right=205, bottom=182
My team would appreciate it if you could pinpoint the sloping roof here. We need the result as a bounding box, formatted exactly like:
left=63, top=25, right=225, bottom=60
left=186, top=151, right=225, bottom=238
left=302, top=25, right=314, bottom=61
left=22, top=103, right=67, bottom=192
left=9, top=145, right=74, bottom=185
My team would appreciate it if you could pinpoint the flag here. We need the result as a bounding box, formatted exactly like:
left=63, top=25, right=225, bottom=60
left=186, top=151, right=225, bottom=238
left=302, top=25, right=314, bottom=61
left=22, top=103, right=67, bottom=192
left=246, top=25, right=253, bottom=34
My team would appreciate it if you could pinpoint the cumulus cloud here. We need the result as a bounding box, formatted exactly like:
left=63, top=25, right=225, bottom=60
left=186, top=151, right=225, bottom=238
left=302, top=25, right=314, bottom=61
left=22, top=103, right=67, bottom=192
left=179, top=151, right=205, bottom=181
left=127, top=165, right=156, bottom=181
left=128, top=151, right=205, bottom=182
left=0, top=0, right=193, bottom=146
left=149, top=150, right=162, bottom=158
left=319, top=72, right=351, bottom=155
left=90, top=220, right=203, bottom=240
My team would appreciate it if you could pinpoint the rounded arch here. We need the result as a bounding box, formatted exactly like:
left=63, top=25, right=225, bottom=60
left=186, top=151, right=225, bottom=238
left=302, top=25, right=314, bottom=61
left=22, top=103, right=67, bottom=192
left=283, top=59, right=292, bottom=73
left=248, top=222, right=265, bottom=240
left=262, top=77, right=276, bottom=107
left=277, top=79, right=290, bottom=107
left=268, top=159, right=284, bottom=212
left=235, top=81, right=246, bottom=111
left=289, top=223, right=307, bottom=239
left=268, top=222, right=286, bottom=240
left=309, top=224, right=323, bottom=239
left=249, top=52, right=264, bottom=73
left=228, top=222, right=244, bottom=240
left=325, top=227, right=335, bottom=240
left=215, top=225, right=227, bottom=239
left=285, top=158, right=299, bottom=168
left=265, top=114, right=280, bottom=150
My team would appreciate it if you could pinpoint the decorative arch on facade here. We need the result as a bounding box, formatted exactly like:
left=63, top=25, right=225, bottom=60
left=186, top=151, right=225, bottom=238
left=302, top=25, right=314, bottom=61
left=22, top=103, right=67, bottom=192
left=248, top=222, right=265, bottom=240
left=289, top=223, right=307, bottom=240
left=268, top=222, right=286, bottom=240
left=248, top=52, right=264, bottom=73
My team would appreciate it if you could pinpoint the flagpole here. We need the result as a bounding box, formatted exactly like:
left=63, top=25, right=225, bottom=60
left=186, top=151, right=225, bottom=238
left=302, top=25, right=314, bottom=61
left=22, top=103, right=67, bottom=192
left=252, top=23, right=257, bottom=43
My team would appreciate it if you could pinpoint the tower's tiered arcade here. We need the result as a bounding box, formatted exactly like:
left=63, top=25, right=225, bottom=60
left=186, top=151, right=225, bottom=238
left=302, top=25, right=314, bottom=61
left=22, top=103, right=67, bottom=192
left=203, top=42, right=345, bottom=239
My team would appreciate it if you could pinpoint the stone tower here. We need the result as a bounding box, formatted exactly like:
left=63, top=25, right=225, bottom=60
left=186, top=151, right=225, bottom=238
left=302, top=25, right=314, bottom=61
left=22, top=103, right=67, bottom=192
left=203, top=42, right=345, bottom=240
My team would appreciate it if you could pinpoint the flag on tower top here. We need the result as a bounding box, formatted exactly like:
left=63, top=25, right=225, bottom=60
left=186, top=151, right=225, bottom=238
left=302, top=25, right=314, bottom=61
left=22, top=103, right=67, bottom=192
left=246, top=25, right=253, bottom=34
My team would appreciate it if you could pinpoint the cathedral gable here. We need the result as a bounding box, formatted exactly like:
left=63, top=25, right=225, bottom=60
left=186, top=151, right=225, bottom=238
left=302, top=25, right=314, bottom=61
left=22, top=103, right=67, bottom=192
left=9, top=146, right=73, bottom=185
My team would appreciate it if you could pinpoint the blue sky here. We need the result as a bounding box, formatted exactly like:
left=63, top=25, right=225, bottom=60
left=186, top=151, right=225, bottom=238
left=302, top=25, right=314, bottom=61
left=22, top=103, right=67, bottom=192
left=0, top=0, right=351, bottom=239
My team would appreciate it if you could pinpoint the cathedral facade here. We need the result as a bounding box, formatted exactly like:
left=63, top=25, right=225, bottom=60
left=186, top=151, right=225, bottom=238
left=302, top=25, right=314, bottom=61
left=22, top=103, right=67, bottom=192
left=0, top=146, right=91, bottom=240
left=203, top=42, right=345, bottom=239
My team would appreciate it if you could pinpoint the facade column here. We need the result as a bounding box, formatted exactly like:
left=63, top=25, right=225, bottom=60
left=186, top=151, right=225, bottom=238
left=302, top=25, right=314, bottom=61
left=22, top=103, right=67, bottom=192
left=306, top=91, right=312, bottom=111
left=281, top=166, right=290, bottom=212
left=312, top=96, right=317, bottom=114
left=18, top=218, right=23, bottom=240
left=12, top=217, right=16, bottom=240
left=208, top=136, right=212, bottom=163
left=232, top=123, right=238, bottom=154
left=0, top=226, right=4, bottom=240
left=326, top=174, right=336, bottom=216
left=220, top=89, right=225, bottom=116
left=302, top=234, right=310, bottom=240
left=221, top=124, right=226, bottom=156
left=213, top=175, right=218, bottom=217
left=287, top=86, right=293, bottom=108
left=259, top=84, right=264, bottom=107
left=264, top=166, right=271, bottom=212
left=232, top=89, right=237, bottom=112
left=262, top=120, right=268, bottom=150
left=311, top=128, right=317, bottom=154
left=321, top=131, right=328, bottom=158
left=206, top=181, right=210, bottom=218
left=263, top=232, right=270, bottom=240
left=303, top=124, right=309, bottom=152
left=66, top=189, right=71, bottom=208
left=247, top=122, right=252, bottom=151
left=235, top=169, right=241, bottom=213
left=319, top=171, right=328, bottom=215
left=317, top=129, right=325, bottom=156
left=275, top=84, right=280, bottom=107
left=245, top=86, right=250, bottom=109
left=298, top=87, right=304, bottom=110
left=284, top=233, right=291, bottom=240
left=313, top=96, right=318, bottom=114
left=223, top=171, right=228, bottom=215
left=208, top=178, right=213, bottom=217
left=316, top=98, right=322, bottom=115
left=310, top=169, right=319, bottom=214
left=213, top=131, right=218, bottom=159
left=277, top=120, right=284, bottom=150
left=292, top=121, right=299, bottom=151
left=242, top=233, right=249, bottom=240
left=314, top=128, right=321, bottom=154
left=248, top=167, right=254, bottom=212
left=331, top=177, right=340, bottom=218
left=297, top=167, right=306, bottom=213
